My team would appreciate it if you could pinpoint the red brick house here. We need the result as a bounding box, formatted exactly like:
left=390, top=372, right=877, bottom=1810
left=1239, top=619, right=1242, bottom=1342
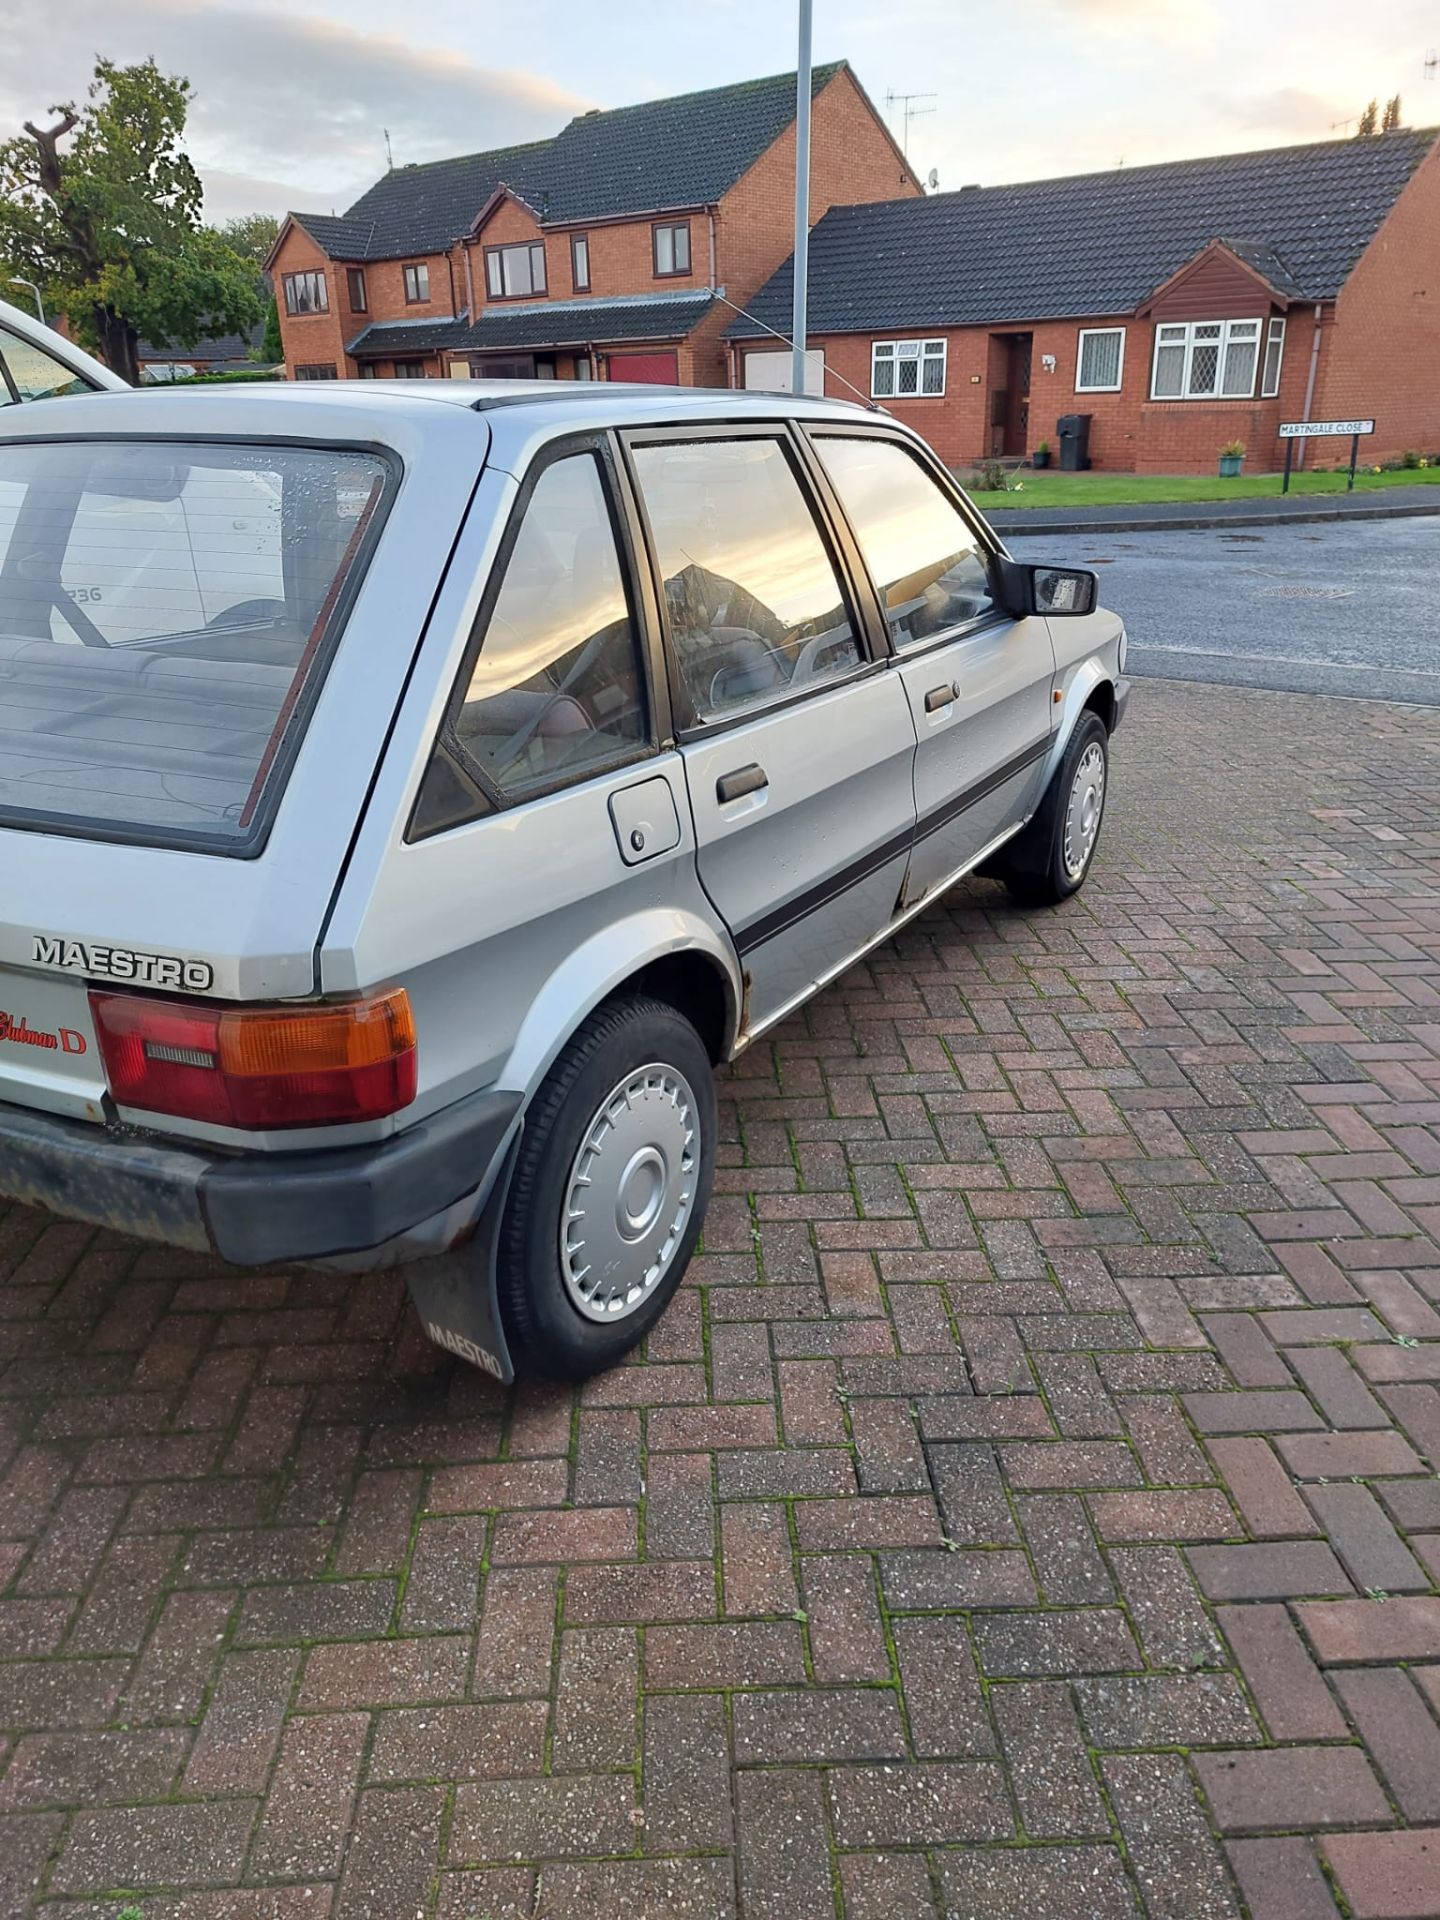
left=267, top=64, right=916, bottom=386
left=728, top=128, right=1440, bottom=473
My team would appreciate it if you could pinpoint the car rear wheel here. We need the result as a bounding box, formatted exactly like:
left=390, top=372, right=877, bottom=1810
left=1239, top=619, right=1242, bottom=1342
left=993, top=709, right=1109, bottom=907
left=496, top=994, right=716, bottom=1379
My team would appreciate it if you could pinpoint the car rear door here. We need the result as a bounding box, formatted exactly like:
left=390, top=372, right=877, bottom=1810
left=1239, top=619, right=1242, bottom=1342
left=625, top=424, right=917, bottom=1032
left=809, top=429, right=1056, bottom=905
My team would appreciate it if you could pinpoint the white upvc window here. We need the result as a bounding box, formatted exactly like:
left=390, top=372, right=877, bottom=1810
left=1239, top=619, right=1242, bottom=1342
left=1261, top=316, right=1286, bottom=398
left=871, top=338, right=946, bottom=399
left=1076, top=327, right=1125, bottom=392
left=1151, top=318, right=1263, bottom=399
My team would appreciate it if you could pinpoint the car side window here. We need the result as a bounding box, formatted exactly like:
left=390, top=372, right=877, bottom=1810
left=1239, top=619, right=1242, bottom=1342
left=455, top=452, right=648, bottom=799
left=0, top=328, right=93, bottom=404
left=631, top=436, right=864, bottom=727
left=814, top=436, right=996, bottom=650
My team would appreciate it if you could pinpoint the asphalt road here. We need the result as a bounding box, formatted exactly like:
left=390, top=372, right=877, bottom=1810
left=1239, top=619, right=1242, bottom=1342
left=1007, top=516, right=1440, bottom=705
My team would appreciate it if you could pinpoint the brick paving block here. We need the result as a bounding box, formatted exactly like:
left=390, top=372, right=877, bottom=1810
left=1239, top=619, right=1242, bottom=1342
left=1277, top=1428, right=1425, bottom=1480
left=491, top=1504, right=637, bottom=1563
left=721, top=1500, right=798, bottom=1615
left=450, top=1773, right=638, bottom=1863
left=566, top=1558, right=715, bottom=1625
left=1075, top=1672, right=1260, bottom=1749
left=919, top=1393, right=1052, bottom=1440
left=1323, top=1830, right=1440, bottom=1919
left=123, top=1587, right=234, bottom=1720
left=181, top=1525, right=333, bottom=1588
left=538, top=1859, right=735, bottom=1920
left=1184, top=1389, right=1324, bottom=1433
left=850, top=1394, right=930, bottom=1490
left=777, top=1358, right=847, bottom=1443
left=1194, top=1747, right=1390, bottom=1834
left=1089, top=1487, right=1237, bottom=1541
left=1377, top=1479, right=1440, bottom=1530
left=1218, top=1604, right=1348, bottom=1741
left=1286, top=1345, right=1389, bottom=1429
left=880, top=1546, right=1037, bottom=1610
left=436, top=1870, right=534, bottom=1919
left=794, top=1492, right=940, bottom=1550
left=993, top=1679, right=1110, bottom=1838
left=15, top=1485, right=126, bottom=1595
left=250, top=1711, right=367, bottom=1879
left=0, top=1727, right=188, bottom=1810
left=840, top=1850, right=940, bottom=1920
left=1298, top=1597, right=1440, bottom=1663
left=716, top=1446, right=854, bottom=1499
left=1122, top=1392, right=1211, bottom=1484
left=1018, top=1493, right=1115, bottom=1603
left=644, top=1450, right=716, bottom=1559
left=733, top=1684, right=906, bottom=1764
left=1034, top=1351, right=1124, bottom=1436
left=423, top=1458, right=566, bottom=1515
left=51, top=1800, right=256, bottom=1894
left=1111, top=1546, right=1225, bottom=1669
left=1260, top=1308, right=1385, bottom=1344
left=238, top=1576, right=396, bottom=1646
left=1206, top=1435, right=1321, bottom=1538
left=0, top=1655, right=130, bottom=1732
left=737, top=1767, right=834, bottom=1920
left=67, top=1531, right=179, bottom=1654
left=894, top=1613, right=996, bottom=1757
left=551, top=1626, right=637, bottom=1770
left=801, top=1554, right=891, bottom=1682
left=1187, top=1540, right=1351, bottom=1600
left=829, top=1760, right=1013, bottom=1846
left=1380, top=1382, right=1440, bottom=1467
left=1102, top=1751, right=1242, bottom=1920
left=182, top=1645, right=297, bottom=1794
left=937, top=1846, right=1137, bottom=1920
left=973, top=1607, right=1142, bottom=1677
left=645, top=1619, right=806, bottom=1688
left=1226, top=1838, right=1343, bottom=1920
left=1000, top=1438, right=1143, bottom=1489
left=335, top=1784, right=445, bottom=1920
left=471, top=1568, right=558, bottom=1697
left=299, top=1633, right=470, bottom=1710
left=1335, top=1670, right=1440, bottom=1821
left=643, top=1692, right=732, bottom=1852
left=1304, top=1481, right=1430, bottom=1593
left=369, top=1701, right=548, bottom=1784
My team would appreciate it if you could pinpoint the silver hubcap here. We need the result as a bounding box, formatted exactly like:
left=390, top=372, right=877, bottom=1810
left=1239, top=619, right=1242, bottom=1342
left=560, top=1063, right=700, bottom=1322
left=1063, top=741, right=1106, bottom=880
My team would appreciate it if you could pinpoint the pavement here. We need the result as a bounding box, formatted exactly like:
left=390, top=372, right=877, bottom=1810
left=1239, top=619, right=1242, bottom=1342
left=984, top=481, right=1440, bottom=536
left=3, top=678, right=1440, bottom=1920
left=1009, top=517, right=1440, bottom=707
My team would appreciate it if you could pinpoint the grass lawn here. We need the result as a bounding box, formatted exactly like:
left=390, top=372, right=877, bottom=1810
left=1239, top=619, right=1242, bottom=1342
left=968, top=466, right=1440, bottom=508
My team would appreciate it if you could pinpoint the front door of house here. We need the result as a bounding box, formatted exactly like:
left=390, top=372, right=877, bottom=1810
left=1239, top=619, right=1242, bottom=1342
left=1004, top=335, right=1032, bottom=455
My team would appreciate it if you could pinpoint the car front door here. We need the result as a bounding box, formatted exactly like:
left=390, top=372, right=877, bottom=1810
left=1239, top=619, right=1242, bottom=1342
left=627, top=427, right=917, bottom=1033
left=810, top=430, right=1056, bottom=905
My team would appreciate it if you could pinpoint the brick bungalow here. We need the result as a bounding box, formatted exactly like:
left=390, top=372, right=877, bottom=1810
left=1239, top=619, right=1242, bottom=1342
left=727, top=128, right=1440, bottom=474
left=266, top=63, right=916, bottom=387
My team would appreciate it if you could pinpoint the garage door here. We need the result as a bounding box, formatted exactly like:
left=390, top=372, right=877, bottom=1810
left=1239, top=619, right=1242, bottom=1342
left=743, top=348, right=825, bottom=397
left=607, top=352, right=679, bottom=384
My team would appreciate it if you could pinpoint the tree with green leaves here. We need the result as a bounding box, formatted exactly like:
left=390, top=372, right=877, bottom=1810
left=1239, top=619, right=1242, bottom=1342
left=1355, top=99, right=1379, bottom=136
left=1382, top=95, right=1402, bottom=131
left=0, top=58, right=264, bottom=386
left=219, top=212, right=280, bottom=271
left=259, top=295, right=283, bottom=364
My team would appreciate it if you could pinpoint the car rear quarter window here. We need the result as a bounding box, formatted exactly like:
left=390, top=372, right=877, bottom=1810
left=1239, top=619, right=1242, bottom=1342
left=0, top=438, right=390, bottom=850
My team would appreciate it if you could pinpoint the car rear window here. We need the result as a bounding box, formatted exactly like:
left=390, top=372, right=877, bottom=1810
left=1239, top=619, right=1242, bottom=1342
left=0, top=438, right=390, bottom=851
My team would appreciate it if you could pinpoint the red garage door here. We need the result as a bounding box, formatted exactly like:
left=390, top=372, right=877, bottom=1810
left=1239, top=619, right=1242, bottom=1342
left=607, top=352, right=679, bottom=384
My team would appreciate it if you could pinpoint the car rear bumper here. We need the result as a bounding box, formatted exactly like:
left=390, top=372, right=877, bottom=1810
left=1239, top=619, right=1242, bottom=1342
left=0, top=1088, right=522, bottom=1267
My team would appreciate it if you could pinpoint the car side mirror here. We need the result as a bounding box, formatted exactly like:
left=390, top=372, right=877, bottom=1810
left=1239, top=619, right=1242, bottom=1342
left=993, top=558, right=1098, bottom=618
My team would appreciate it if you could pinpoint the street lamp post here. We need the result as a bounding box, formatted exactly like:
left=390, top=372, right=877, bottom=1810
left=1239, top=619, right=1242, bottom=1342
left=791, top=0, right=813, bottom=399
left=7, top=278, right=45, bottom=324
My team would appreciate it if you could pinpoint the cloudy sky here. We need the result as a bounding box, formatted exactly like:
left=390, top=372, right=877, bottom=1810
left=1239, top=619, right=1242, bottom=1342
left=1, top=0, right=1433, bottom=221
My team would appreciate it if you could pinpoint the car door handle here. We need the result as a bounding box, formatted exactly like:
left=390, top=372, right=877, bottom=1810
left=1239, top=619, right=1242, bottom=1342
left=924, top=682, right=960, bottom=713
left=716, top=763, right=768, bottom=804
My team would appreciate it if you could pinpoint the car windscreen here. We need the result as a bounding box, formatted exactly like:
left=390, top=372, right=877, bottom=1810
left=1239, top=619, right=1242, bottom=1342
left=0, top=437, right=391, bottom=852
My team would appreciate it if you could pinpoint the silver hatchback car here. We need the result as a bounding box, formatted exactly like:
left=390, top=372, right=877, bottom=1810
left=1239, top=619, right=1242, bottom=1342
left=0, top=381, right=1128, bottom=1379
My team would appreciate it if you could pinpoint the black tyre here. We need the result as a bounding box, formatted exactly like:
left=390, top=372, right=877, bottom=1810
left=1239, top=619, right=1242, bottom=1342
left=496, top=994, right=717, bottom=1380
left=993, top=709, right=1109, bottom=907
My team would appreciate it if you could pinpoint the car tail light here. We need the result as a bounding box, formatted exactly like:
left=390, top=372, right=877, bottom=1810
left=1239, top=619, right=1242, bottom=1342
left=89, top=989, right=417, bottom=1129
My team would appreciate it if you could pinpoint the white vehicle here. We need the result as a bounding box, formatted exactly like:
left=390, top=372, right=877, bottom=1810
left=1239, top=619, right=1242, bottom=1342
left=0, top=381, right=1129, bottom=1380
left=0, top=297, right=125, bottom=403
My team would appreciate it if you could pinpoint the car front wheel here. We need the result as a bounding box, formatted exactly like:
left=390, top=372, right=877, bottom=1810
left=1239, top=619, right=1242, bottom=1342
left=496, top=994, right=717, bottom=1379
left=994, top=709, right=1109, bottom=906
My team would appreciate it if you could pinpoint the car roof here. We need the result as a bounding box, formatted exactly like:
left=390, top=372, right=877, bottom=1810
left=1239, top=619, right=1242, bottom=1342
left=0, top=297, right=126, bottom=392
left=0, top=376, right=883, bottom=447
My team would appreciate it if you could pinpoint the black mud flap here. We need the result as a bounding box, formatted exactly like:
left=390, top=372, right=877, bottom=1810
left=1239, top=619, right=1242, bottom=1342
left=402, top=1131, right=520, bottom=1383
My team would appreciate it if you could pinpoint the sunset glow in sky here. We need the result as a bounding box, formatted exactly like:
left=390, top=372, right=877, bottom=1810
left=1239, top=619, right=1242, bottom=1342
left=3, top=0, right=1434, bottom=221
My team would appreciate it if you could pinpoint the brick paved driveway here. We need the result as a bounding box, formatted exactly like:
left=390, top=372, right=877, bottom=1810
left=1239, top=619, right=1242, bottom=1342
left=3, top=677, right=1440, bottom=1920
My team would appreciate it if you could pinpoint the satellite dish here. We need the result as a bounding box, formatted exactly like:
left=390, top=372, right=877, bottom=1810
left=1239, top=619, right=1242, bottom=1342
left=927, top=168, right=940, bottom=190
